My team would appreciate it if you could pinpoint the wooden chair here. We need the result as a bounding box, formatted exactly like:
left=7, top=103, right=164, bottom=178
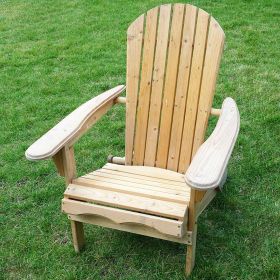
left=26, top=3, right=240, bottom=275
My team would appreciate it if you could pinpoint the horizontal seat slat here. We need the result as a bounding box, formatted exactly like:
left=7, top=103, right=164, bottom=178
left=64, top=184, right=187, bottom=220
left=92, top=168, right=187, bottom=189
left=104, top=163, right=185, bottom=182
left=73, top=177, right=189, bottom=204
left=83, top=172, right=189, bottom=195
left=80, top=176, right=188, bottom=198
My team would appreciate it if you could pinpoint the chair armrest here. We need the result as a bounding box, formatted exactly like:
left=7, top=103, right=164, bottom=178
left=25, top=85, right=126, bottom=161
left=185, top=97, right=240, bottom=190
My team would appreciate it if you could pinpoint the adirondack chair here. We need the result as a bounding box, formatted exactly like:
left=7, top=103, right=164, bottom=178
left=25, top=3, right=240, bottom=275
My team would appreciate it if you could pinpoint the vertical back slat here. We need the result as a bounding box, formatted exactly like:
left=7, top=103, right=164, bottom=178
left=144, top=4, right=172, bottom=166
left=125, top=15, right=145, bottom=165
left=191, top=18, right=225, bottom=156
left=178, top=9, right=210, bottom=173
left=156, top=3, right=185, bottom=169
left=133, top=7, right=159, bottom=165
left=167, top=5, right=197, bottom=171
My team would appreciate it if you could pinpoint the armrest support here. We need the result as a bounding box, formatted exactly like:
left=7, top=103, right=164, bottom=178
left=185, top=97, right=240, bottom=190
left=25, top=85, right=126, bottom=161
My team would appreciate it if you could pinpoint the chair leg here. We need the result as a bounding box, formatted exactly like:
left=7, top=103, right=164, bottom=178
left=70, top=220, right=85, bottom=253
left=185, top=223, right=198, bottom=276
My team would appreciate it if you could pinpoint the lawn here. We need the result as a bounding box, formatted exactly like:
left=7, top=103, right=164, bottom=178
left=0, top=0, right=279, bottom=279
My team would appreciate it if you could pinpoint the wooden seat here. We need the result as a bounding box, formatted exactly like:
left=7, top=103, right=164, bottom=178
left=72, top=163, right=190, bottom=206
left=64, top=163, right=190, bottom=217
left=62, top=163, right=191, bottom=241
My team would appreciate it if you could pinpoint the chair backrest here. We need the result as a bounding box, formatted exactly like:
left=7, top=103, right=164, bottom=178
left=125, top=3, right=225, bottom=174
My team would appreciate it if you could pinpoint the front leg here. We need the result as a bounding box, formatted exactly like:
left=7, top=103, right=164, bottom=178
left=186, top=222, right=197, bottom=276
left=70, top=220, right=85, bottom=253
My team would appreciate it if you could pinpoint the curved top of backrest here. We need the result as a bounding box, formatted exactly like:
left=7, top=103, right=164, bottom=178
left=125, top=4, right=225, bottom=173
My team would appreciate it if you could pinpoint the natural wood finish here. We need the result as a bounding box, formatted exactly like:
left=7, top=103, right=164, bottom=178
left=104, top=163, right=185, bottom=182
left=167, top=4, right=197, bottom=171
left=25, top=85, right=125, bottom=161
left=80, top=173, right=189, bottom=196
left=70, top=220, right=85, bottom=253
left=115, top=96, right=126, bottom=104
left=210, top=108, right=221, bottom=116
left=178, top=9, right=210, bottom=173
left=191, top=17, right=225, bottom=157
left=73, top=176, right=189, bottom=204
left=125, top=14, right=145, bottom=165
left=186, top=183, right=198, bottom=275
left=64, top=183, right=188, bottom=220
left=61, top=146, right=76, bottom=185
left=107, top=156, right=125, bottom=165
left=186, top=223, right=197, bottom=275
left=52, top=149, right=64, bottom=176
left=96, top=168, right=187, bottom=189
left=133, top=7, right=159, bottom=165
left=144, top=4, right=172, bottom=166
left=69, top=214, right=190, bottom=244
left=185, top=98, right=240, bottom=190
left=156, top=4, right=185, bottom=168
left=68, top=99, right=116, bottom=147
left=25, top=3, right=240, bottom=277
left=195, top=189, right=217, bottom=219
left=87, top=169, right=188, bottom=192
left=125, top=3, right=225, bottom=177
left=62, top=198, right=185, bottom=237
left=185, top=16, right=225, bottom=208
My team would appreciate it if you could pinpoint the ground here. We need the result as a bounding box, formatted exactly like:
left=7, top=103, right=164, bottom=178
left=0, top=0, right=279, bottom=279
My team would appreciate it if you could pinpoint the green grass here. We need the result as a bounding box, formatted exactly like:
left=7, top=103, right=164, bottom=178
left=0, top=0, right=279, bottom=279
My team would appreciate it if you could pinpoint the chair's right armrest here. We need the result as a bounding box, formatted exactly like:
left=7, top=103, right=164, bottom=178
left=185, top=98, right=240, bottom=190
left=25, top=85, right=126, bottom=161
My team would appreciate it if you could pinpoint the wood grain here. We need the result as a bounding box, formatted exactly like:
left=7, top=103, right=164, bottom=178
left=104, top=163, right=185, bottom=182
left=167, top=5, right=197, bottom=171
left=74, top=176, right=189, bottom=204
left=178, top=9, right=210, bottom=173
left=133, top=7, right=159, bottom=165
left=185, top=98, right=240, bottom=190
left=144, top=4, right=172, bottom=166
left=69, top=214, right=191, bottom=244
left=125, top=15, right=145, bottom=165
left=191, top=17, right=225, bottom=156
left=64, top=183, right=188, bottom=220
left=26, top=85, right=125, bottom=161
left=156, top=3, right=185, bottom=168
left=62, top=198, right=185, bottom=237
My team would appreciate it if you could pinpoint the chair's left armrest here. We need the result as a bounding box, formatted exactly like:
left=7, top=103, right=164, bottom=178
left=185, top=97, right=240, bottom=190
left=25, top=85, right=125, bottom=161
